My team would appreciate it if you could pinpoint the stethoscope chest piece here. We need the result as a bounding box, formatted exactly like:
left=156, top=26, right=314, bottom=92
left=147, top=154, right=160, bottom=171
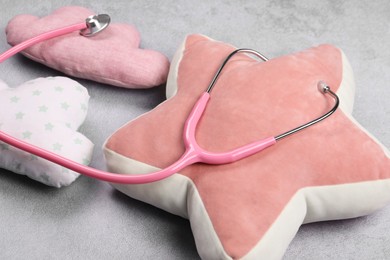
left=80, top=14, right=111, bottom=36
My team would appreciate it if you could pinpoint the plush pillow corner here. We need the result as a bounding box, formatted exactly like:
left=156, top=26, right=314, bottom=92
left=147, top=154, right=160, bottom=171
left=104, top=34, right=390, bottom=259
left=0, top=76, right=94, bottom=187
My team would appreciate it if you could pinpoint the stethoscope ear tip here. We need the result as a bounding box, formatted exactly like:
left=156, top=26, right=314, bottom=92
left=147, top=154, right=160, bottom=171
left=317, top=80, right=330, bottom=94
left=80, top=14, right=111, bottom=37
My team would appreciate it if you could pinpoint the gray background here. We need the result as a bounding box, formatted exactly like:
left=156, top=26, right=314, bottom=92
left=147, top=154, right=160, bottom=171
left=0, top=0, right=389, bottom=259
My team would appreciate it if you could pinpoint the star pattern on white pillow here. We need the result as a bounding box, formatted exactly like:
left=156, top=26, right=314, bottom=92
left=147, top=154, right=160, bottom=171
left=0, top=76, right=94, bottom=187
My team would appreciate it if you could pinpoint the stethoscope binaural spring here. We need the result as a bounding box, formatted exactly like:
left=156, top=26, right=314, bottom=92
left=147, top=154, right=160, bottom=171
left=0, top=14, right=339, bottom=184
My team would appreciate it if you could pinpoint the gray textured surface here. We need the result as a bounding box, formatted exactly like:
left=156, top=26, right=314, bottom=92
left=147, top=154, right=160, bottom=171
left=0, top=1, right=389, bottom=259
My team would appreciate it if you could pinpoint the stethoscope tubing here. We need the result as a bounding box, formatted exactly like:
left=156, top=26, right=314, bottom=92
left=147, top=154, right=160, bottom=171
left=0, top=15, right=339, bottom=185
left=0, top=91, right=276, bottom=184
left=0, top=23, right=87, bottom=63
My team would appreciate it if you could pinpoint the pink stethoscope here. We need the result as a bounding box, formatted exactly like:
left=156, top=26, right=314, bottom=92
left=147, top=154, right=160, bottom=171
left=0, top=14, right=339, bottom=184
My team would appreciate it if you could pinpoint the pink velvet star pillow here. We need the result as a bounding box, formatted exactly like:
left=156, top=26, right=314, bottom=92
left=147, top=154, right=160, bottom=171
left=103, top=34, right=390, bottom=259
left=6, top=6, right=169, bottom=88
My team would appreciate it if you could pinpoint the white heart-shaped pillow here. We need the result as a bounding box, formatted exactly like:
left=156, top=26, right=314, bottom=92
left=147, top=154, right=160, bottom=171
left=0, top=76, right=93, bottom=187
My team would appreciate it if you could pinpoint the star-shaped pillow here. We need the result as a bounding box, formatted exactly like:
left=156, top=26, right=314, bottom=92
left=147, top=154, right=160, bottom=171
left=6, top=6, right=170, bottom=89
left=0, top=77, right=93, bottom=187
left=103, top=35, right=390, bottom=259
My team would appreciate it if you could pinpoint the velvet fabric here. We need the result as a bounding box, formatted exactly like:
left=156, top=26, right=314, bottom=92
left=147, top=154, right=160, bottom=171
left=104, top=35, right=390, bottom=259
left=5, top=6, right=170, bottom=89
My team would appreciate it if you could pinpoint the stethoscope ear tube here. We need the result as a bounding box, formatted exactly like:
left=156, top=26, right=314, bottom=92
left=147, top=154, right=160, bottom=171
left=274, top=81, right=339, bottom=141
left=206, top=48, right=269, bottom=93
left=205, top=49, right=340, bottom=141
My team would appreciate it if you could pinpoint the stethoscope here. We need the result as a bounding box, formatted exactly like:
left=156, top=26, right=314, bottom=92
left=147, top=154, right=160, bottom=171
left=0, top=14, right=339, bottom=184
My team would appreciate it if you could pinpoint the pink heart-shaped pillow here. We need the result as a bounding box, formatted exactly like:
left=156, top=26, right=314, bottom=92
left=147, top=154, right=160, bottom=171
left=6, top=6, right=170, bottom=88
